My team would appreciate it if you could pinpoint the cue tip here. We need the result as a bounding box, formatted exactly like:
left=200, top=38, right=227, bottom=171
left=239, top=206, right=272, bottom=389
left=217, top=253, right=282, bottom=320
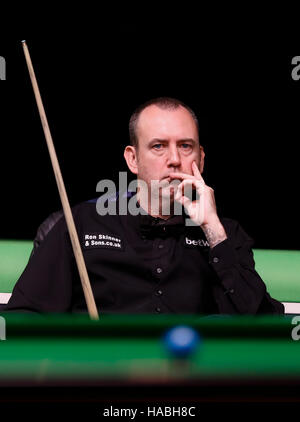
left=21, top=40, right=26, bottom=44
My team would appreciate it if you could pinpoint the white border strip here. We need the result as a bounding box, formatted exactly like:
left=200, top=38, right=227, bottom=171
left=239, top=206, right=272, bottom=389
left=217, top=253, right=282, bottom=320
left=282, top=302, right=300, bottom=314
left=1, top=296, right=300, bottom=313
left=0, top=293, right=11, bottom=304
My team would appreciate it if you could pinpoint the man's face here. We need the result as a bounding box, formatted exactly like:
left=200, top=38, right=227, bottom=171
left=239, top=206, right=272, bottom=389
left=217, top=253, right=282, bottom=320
left=130, top=105, right=204, bottom=201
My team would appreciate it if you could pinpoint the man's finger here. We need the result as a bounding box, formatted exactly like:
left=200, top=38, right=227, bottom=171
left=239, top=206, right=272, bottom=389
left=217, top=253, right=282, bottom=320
left=175, top=188, right=192, bottom=209
left=177, top=178, right=205, bottom=193
left=168, top=172, right=197, bottom=181
left=192, top=161, right=205, bottom=183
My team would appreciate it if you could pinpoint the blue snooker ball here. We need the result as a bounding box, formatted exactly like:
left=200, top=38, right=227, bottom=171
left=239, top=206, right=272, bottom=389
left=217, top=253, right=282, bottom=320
left=163, top=325, right=201, bottom=358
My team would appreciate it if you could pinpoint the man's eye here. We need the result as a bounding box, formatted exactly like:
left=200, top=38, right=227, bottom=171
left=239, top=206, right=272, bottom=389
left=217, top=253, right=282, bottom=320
left=181, top=143, right=192, bottom=149
left=153, top=144, right=163, bottom=150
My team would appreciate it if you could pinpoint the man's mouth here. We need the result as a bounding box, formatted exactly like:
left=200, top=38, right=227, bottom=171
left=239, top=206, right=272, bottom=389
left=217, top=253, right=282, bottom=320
left=162, top=175, right=180, bottom=182
left=159, top=178, right=181, bottom=190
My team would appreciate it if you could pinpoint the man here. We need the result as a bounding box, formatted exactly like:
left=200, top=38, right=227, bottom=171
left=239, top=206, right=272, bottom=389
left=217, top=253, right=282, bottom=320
left=1, top=97, right=283, bottom=314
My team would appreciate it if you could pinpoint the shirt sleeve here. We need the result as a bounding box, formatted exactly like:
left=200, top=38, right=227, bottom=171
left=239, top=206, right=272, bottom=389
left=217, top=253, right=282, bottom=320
left=0, top=217, right=75, bottom=313
left=208, top=219, right=284, bottom=315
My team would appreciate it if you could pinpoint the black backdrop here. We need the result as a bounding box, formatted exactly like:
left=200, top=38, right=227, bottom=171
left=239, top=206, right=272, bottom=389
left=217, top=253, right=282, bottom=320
left=0, top=26, right=299, bottom=249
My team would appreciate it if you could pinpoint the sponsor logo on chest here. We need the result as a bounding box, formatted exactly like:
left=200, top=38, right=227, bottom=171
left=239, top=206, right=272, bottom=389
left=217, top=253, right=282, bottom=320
left=184, top=236, right=209, bottom=248
left=83, top=233, right=124, bottom=250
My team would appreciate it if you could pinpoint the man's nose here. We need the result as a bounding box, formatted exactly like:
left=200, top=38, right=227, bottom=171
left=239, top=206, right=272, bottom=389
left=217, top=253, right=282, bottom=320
left=167, top=146, right=181, bottom=167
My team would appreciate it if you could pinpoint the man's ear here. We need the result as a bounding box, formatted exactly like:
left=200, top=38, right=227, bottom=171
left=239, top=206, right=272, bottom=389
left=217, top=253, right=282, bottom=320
left=199, top=146, right=205, bottom=173
left=124, top=146, right=138, bottom=175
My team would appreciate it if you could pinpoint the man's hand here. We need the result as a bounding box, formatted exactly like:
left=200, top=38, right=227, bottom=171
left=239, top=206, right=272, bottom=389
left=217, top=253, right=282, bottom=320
left=169, top=161, right=227, bottom=248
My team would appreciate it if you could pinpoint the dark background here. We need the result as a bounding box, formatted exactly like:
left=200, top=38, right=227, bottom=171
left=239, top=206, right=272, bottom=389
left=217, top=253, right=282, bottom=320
left=0, top=25, right=299, bottom=249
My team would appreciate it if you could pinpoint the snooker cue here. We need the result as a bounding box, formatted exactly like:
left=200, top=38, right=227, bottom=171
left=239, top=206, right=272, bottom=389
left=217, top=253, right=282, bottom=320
left=21, top=40, right=99, bottom=320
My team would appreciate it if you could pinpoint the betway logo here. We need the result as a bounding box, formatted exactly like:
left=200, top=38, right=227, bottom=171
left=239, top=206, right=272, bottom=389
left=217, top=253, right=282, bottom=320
left=185, top=237, right=209, bottom=247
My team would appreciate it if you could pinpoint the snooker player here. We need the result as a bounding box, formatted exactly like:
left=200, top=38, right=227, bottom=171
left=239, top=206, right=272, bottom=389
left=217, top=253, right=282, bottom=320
left=0, top=97, right=284, bottom=314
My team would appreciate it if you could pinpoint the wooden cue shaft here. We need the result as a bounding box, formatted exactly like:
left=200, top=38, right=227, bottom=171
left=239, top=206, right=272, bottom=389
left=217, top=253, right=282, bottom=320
left=21, top=41, right=99, bottom=320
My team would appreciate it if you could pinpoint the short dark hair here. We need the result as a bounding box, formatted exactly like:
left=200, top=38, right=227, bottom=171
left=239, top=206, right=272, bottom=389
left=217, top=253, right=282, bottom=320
left=129, top=97, right=199, bottom=148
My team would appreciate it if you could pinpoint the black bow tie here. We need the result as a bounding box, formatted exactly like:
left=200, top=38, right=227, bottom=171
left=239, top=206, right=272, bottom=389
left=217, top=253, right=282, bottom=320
left=140, top=216, right=185, bottom=239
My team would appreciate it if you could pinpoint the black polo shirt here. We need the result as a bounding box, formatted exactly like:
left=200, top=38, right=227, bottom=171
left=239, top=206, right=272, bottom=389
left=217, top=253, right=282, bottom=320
left=2, top=197, right=284, bottom=314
